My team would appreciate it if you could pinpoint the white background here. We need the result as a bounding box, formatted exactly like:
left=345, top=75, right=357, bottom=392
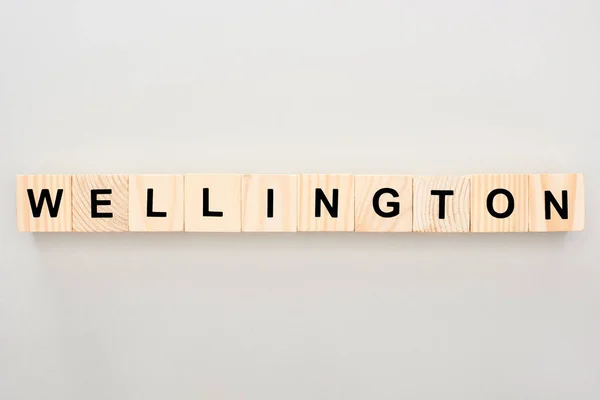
left=1, top=0, right=599, bottom=398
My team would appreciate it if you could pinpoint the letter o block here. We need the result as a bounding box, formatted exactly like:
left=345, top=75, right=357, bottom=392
left=471, top=174, right=528, bottom=232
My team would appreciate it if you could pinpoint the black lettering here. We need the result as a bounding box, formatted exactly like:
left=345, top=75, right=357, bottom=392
left=431, top=190, right=454, bottom=219
left=487, top=189, right=514, bottom=219
left=91, top=189, right=113, bottom=218
left=146, top=188, right=167, bottom=217
left=267, top=189, right=274, bottom=218
left=203, top=188, right=223, bottom=217
left=545, top=190, right=568, bottom=220
left=373, top=188, right=400, bottom=218
left=315, top=188, right=338, bottom=218
left=27, top=189, right=63, bottom=218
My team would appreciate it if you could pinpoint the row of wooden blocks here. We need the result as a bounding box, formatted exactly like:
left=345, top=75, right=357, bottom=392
left=16, top=174, right=585, bottom=233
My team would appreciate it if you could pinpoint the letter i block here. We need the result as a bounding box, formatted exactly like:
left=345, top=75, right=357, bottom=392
left=185, top=174, right=242, bottom=232
left=529, top=174, right=584, bottom=232
left=354, top=175, right=413, bottom=232
left=297, top=174, right=354, bottom=232
left=413, top=176, right=470, bottom=232
left=17, top=175, right=72, bottom=232
left=242, top=174, right=297, bottom=232
left=471, top=174, right=528, bottom=232
left=129, top=175, right=184, bottom=232
left=72, top=175, right=129, bottom=232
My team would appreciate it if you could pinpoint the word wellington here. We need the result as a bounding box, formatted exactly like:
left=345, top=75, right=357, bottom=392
left=16, top=174, right=584, bottom=233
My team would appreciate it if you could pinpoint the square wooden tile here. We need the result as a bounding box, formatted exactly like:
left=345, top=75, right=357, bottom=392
left=529, top=173, right=585, bottom=232
left=297, top=174, right=354, bottom=232
left=129, top=175, right=184, bottom=232
left=354, top=175, right=413, bottom=232
left=185, top=174, right=242, bottom=232
left=242, top=174, right=297, bottom=232
left=471, top=174, right=528, bottom=232
left=413, top=176, right=470, bottom=232
left=17, top=175, right=72, bottom=232
left=72, top=174, right=128, bottom=232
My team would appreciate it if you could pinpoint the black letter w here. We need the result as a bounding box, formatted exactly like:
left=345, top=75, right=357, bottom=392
left=27, top=189, right=63, bottom=218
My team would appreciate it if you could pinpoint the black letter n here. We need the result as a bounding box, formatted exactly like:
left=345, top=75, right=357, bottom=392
left=27, top=189, right=63, bottom=218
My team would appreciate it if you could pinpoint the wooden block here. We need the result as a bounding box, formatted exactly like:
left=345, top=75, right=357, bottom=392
left=16, top=175, right=72, bottom=232
left=529, top=173, right=585, bottom=232
left=242, top=174, right=297, bottom=232
left=471, top=174, right=528, bottom=232
left=185, top=174, right=242, bottom=232
left=129, top=175, right=184, bottom=232
left=413, top=176, right=470, bottom=232
left=297, top=174, right=354, bottom=232
left=72, top=175, right=128, bottom=232
left=354, top=175, right=413, bottom=232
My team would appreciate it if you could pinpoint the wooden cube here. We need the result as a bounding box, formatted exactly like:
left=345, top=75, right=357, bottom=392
left=17, top=175, right=72, bottom=232
left=529, top=173, right=585, bottom=232
left=185, top=174, right=242, bottom=232
left=242, top=174, right=297, bottom=232
left=471, top=174, right=528, bottom=232
left=413, top=176, right=470, bottom=232
left=129, top=175, right=184, bottom=232
left=354, top=175, right=413, bottom=232
left=72, top=175, right=128, bottom=232
left=297, top=174, right=354, bottom=232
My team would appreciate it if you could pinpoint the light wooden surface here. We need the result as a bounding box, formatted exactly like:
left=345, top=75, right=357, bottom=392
left=471, top=174, right=528, bottom=232
left=129, top=175, right=184, bottom=232
left=72, top=174, right=128, bottom=232
left=297, top=174, right=354, bottom=232
left=185, top=174, right=242, bottom=232
left=413, top=176, right=470, bottom=232
left=242, top=174, right=297, bottom=232
left=354, top=175, right=413, bottom=232
left=529, top=173, right=585, bottom=232
left=16, top=175, right=72, bottom=232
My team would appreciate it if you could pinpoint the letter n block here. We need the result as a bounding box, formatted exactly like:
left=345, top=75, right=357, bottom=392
left=129, top=175, right=184, bottom=232
left=16, top=175, right=72, bottom=232
left=529, top=174, right=584, bottom=232
left=72, top=175, right=129, bottom=232
left=354, top=175, right=412, bottom=232
left=185, top=174, right=242, bottom=232
left=413, top=176, right=470, bottom=232
left=297, top=174, right=354, bottom=232
left=471, top=174, right=528, bottom=232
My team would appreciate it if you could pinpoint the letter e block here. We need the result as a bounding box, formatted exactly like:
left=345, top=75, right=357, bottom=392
left=298, top=174, right=354, bottom=232
left=413, top=176, right=470, bottom=232
left=354, top=175, right=412, bottom=232
left=529, top=173, right=584, bottom=232
left=72, top=175, right=129, bottom=232
left=471, top=174, right=528, bottom=232
left=129, top=175, right=184, bottom=232
left=17, top=175, right=72, bottom=232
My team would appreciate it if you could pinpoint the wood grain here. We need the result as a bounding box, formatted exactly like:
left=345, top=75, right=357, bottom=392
left=413, top=176, right=470, bottom=232
left=297, top=174, right=354, bottom=232
left=72, top=174, right=128, bottom=232
left=17, top=175, right=72, bottom=232
left=471, top=174, right=528, bottom=232
left=129, top=175, right=184, bottom=232
left=185, top=174, right=242, bottom=232
left=242, top=174, right=297, bottom=232
left=354, top=175, right=413, bottom=232
left=529, top=173, right=584, bottom=232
